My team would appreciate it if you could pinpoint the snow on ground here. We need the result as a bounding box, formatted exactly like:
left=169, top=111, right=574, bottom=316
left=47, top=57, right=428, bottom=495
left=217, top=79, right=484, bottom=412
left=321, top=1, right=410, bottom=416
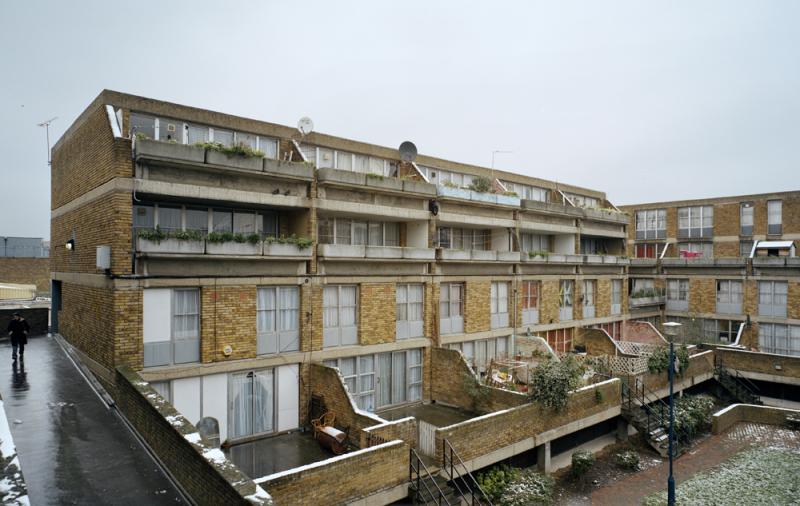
left=0, top=400, right=29, bottom=505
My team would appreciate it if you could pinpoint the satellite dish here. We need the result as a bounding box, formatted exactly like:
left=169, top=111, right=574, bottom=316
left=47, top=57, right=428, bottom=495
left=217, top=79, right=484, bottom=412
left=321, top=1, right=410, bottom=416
left=298, top=117, right=314, bottom=136
left=399, top=141, right=417, bottom=162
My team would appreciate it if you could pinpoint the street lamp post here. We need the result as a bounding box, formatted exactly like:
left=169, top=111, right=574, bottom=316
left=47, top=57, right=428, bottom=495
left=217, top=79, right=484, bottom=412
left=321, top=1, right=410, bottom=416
left=662, top=321, right=682, bottom=506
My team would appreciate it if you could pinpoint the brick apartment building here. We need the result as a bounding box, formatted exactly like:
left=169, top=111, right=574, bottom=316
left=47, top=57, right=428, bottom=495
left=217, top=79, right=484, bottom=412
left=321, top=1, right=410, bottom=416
left=51, top=89, right=630, bottom=444
left=622, top=193, right=800, bottom=356
left=49, top=90, right=799, bottom=503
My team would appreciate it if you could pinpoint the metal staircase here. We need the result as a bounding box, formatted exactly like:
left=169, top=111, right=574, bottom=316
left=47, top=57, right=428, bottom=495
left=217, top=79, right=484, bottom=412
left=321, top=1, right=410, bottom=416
left=409, top=448, right=455, bottom=505
left=621, top=380, right=686, bottom=459
left=409, top=441, right=492, bottom=505
left=715, top=365, right=762, bottom=405
left=441, top=439, right=492, bottom=506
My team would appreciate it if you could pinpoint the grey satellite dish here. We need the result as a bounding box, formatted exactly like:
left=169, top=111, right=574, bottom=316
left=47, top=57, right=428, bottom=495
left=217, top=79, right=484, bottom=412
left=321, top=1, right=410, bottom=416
left=399, top=141, right=418, bottom=162
left=298, top=117, right=314, bottom=136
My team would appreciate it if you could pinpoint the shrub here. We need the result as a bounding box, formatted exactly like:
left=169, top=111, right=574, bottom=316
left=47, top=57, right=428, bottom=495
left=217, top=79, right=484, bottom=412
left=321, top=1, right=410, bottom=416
left=365, top=172, right=385, bottom=180
left=615, top=450, right=640, bottom=471
left=571, top=450, right=595, bottom=479
left=265, top=235, right=313, bottom=249
left=206, top=231, right=235, bottom=244
left=442, top=180, right=461, bottom=189
left=529, top=355, right=585, bottom=411
left=194, top=141, right=265, bottom=158
left=665, top=394, right=715, bottom=442
left=469, top=176, right=492, bottom=193
left=528, top=250, right=549, bottom=259
left=647, top=345, right=689, bottom=375
left=498, top=469, right=554, bottom=506
left=168, top=229, right=204, bottom=241
left=476, top=465, right=519, bottom=502
left=245, top=233, right=262, bottom=245
left=137, top=227, right=167, bottom=243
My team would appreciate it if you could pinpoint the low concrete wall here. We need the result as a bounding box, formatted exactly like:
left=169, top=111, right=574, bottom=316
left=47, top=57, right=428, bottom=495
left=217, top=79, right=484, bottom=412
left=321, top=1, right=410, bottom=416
left=0, top=307, right=49, bottom=337
left=430, top=347, right=528, bottom=414
left=115, top=366, right=271, bottom=505
left=712, top=403, right=800, bottom=434
left=435, top=378, right=621, bottom=467
left=717, top=348, right=800, bottom=385
left=255, top=440, right=409, bottom=506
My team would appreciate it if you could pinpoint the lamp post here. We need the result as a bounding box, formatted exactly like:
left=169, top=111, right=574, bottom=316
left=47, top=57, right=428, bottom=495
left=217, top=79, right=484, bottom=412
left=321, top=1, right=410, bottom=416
left=662, top=321, right=682, bottom=506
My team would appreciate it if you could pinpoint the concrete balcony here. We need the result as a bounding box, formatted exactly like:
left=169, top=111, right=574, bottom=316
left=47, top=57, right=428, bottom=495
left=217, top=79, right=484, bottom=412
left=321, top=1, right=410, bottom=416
left=630, top=258, right=658, bottom=266
left=317, top=244, right=434, bottom=261
left=522, top=253, right=592, bottom=264
left=752, top=257, right=800, bottom=267
left=438, top=249, right=520, bottom=262
left=662, top=257, right=746, bottom=268
left=134, top=138, right=314, bottom=181
left=630, top=295, right=666, bottom=307
left=582, top=254, right=628, bottom=265
left=436, top=186, right=521, bottom=207
left=581, top=207, right=629, bottom=224
left=521, top=199, right=584, bottom=217
left=316, top=168, right=437, bottom=196
left=136, top=237, right=313, bottom=259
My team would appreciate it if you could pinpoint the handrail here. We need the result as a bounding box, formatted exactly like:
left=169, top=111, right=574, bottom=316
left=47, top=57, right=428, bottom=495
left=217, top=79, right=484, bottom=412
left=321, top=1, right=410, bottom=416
left=620, top=377, right=686, bottom=456
left=410, top=448, right=451, bottom=505
left=442, top=439, right=492, bottom=505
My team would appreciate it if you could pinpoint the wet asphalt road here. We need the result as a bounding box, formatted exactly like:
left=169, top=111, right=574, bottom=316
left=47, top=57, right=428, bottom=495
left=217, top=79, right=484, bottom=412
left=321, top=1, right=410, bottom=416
left=0, top=335, right=186, bottom=505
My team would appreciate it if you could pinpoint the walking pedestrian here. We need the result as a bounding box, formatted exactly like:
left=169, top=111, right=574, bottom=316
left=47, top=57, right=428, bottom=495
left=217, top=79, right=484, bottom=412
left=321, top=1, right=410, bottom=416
left=7, top=312, right=29, bottom=361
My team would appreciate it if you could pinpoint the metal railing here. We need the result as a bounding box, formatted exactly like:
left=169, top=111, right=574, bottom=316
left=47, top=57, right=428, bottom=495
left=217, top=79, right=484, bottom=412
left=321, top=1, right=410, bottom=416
left=715, top=366, right=762, bottom=405
left=621, top=377, right=686, bottom=457
left=441, top=439, right=492, bottom=505
left=410, top=448, right=451, bottom=505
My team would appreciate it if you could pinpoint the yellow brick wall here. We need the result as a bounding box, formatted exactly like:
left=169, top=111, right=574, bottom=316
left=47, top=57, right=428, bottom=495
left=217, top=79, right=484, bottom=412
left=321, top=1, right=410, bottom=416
left=114, top=288, right=143, bottom=369
left=596, top=278, right=611, bottom=318
left=0, top=258, right=50, bottom=294
left=309, top=284, right=324, bottom=351
left=689, top=278, right=716, bottom=314
left=465, top=280, right=490, bottom=333
left=59, top=282, right=115, bottom=368
left=715, top=241, right=739, bottom=258
left=425, top=282, right=438, bottom=343
left=789, top=281, right=800, bottom=320
left=360, top=283, right=395, bottom=345
left=200, top=285, right=257, bottom=362
left=540, top=279, right=561, bottom=325
left=714, top=202, right=740, bottom=237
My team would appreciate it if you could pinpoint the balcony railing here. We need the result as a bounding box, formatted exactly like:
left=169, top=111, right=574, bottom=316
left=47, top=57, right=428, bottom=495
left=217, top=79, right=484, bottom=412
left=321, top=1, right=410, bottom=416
left=436, top=185, right=521, bottom=206
left=317, top=244, right=435, bottom=261
left=316, top=168, right=437, bottom=196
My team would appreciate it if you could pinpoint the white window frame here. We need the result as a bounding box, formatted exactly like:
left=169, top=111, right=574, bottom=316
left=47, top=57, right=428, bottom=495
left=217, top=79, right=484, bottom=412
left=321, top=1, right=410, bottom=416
left=583, top=280, right=596, bottom=319
left=759, top=324, right=800, bottom=357
left=521, top=281, right=540, bottom=325
left=396, top=284, right=424, bottom=339
left=490, top=282, right=510, bottom=329
left=256, top=286, right=300, bottom=355
left=635, top=209, right=666, bottom=240
left=559, top=280, right=573, bottom=321
left=716, top=280, right=743, bottom=315
left=767, top=200, right=782, bottom=235
left=323, top=285, right=359, bottom=348
left=611, top=280, right=622, bottom=315
left=740, top=202, right=754, bottom=236
left=440, top=283, right=464, bottom=335
left=758, top=281, right=788, bottom=318
left=666, top=279, right=689, bottom=312
left=678, top=205, right=713, bottom=238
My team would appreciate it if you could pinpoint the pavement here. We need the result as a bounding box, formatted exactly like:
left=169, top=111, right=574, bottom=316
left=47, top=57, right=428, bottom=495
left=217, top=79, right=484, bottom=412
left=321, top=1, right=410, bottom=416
left=0, top=335, right=186, bottom=505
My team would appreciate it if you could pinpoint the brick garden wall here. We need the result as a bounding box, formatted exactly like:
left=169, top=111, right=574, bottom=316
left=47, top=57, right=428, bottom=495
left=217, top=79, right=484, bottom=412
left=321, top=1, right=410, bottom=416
left=115, top=366, right=270, bottom=505
left=639, top=350, right=715, bottom=392
left=712, top=403, right=800, bottom=434
left=716, top=348, right=800, bottom=379
left=59, top=282, right=115, bottom=369
left=0, top=258, right=50, bottom=294
left=361, top=417, right=418, bottom=449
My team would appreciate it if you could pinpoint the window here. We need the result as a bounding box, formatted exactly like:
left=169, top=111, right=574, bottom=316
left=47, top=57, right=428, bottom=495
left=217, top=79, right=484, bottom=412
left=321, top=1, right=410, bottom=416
left=583, top=280, right=596, bottom=319
left=143, top=289, right=201, bottom=367
left=256, top=286, right=300, bottom=354
left=759, top=324, right=800, bottom=357
left=611, top=280, right=622, bottom=315
left=740, top=241, right=754, bottom=257
left=436, top=227, right=489, bottom=250
left=716, top=280, right=743, bottom=314
left=230, top=370, right=274, bottom=439
left=490, top=282, right=510, bottom=329
left=501, top=181, right=549, bottom=202
left=318, top=218, right=400, bottom=246
left=451, top=337, right=509, bottom=373
left=133, top=205, right=155, bottom=231
left=323, top=285, right=358, bottom=347
left=635, top=209, right=666, bottom=240
left=521, top=281, right=540, bottom=325
left=595, top=321, right=622, bottom=340
left=559, top=280, right=573, bottom=321
left=520, top=233, right=550, bottom=253
left=768, top=200, right=782, bottom=235
left=440, top=283, right=464, bottom=334
left=677, top=242, right=713, bottom=259
left=565, top=193, right=599, bottom=209
left=158, top=206, right=182, bottom=232
left=666, top=279, right=689, bottom=312
left=635, top=243, right=665, bottom=259
left=580, top=237, right=609, bottom=255
left=396, top=284, right=424, bottom=339
left=678, top=206, right=713, bottom=238
left=740, top=202, right=754, bottom=236
left=130, top=113, right=156, bottom=139
left=301, top=145, right=397, bottom=176
left=546, top=328, right=573, bottom=354
left=697, top=319, right=738, bottom=344
left=759, top=281, right=788, bottom=318
left=324, top=349, right=423, bottom=411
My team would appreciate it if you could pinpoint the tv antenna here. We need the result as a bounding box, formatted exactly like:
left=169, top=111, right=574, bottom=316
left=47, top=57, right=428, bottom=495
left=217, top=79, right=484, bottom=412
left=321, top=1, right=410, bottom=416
left=38, top=117, right=58, bottom=165
left=398, top=141, right=418, bottom=163
left=297, top=117, right=314, bottom=137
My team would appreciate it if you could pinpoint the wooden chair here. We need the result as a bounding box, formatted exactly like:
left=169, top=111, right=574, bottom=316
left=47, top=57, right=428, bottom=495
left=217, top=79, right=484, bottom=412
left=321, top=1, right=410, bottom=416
left=311, top=411, right=336, bottom=438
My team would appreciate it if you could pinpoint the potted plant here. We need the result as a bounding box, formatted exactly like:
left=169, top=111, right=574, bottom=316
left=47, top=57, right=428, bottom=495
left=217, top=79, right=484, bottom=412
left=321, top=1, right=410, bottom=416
left=205, top=232, right=262, bottom=255
left=201, top=141, right=265, bottom=172
left=136, top=228, right=205, bottom=254
left=263, top=235, right=314, bottom=257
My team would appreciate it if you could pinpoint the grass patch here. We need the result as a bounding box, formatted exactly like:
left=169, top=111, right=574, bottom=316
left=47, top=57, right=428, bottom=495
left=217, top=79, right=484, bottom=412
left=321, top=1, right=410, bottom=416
left=643, top=446, right=800, bottom=505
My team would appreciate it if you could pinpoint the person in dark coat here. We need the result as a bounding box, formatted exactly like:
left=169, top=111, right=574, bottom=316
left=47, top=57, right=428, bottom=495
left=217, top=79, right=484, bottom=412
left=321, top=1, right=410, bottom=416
left=7, top=312, right=29, bottom=361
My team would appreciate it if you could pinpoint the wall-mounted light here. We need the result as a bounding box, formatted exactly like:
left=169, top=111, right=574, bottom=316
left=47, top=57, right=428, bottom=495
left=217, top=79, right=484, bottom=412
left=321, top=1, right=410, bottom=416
left=65, top=239, right=75, bottom=251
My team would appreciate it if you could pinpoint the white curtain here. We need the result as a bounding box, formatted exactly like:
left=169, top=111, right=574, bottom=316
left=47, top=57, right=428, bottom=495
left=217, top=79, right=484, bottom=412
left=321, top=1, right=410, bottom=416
left=231, top=372, right=253, bottom=439
left=173, top=290, right=199, bottom=339
left=253, top=370, right=274, bottom=434
left=408, top=350, right=422, bottom=401
left=280, top=287, right=299, bottom=332
left=396, top=285, right=407, bottom=321
left=340, top=286, right=357, bottom=327
left=409, top=285, right=423, bottom=322
left=368, top=222, right=383, bottom=246
left=323, top=287, right=338, bottom=328
left=358, top=356, right=375, bottom=411
left=392, top=352, right=406, bottom=404
left=353, top=221, right=368, bottom=245
left=257, top=287, right=276, bottom=334
left=498, top=283, right=508, bottom=313
left=259, top=137, right=278, bottom=159
left=378, top=353, right=392, bottom=407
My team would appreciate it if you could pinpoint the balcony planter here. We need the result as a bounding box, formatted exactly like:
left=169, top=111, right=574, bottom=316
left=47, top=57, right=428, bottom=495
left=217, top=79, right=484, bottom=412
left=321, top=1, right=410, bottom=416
left=565, top=254, right=584, bottom=263
left=402, top=180, right=437, bottom=196
left=263, top=159, right=314, bottom=180
left=441, top=249, right=471, bottom=261
left=365, top=175, right=403, bottom=192
left=402, top=247, right=435, bottom=260
left=630, top=258, right=657, bottom=266
left=786, top=258, right=800, bottom=266
left=471, top=250, right=497, bottom=261
left=437, top=186, right=471, bottom=200
left=317, top=168, right=366, bottom=186
left=548, top=254, right=567, bottom=263
left=662, top=258, right=687, bottom=266
left=603, top=255, right=620, bottom=264
left=317, top=244, right=365, bottom=258
left=585, top=254, right=603, bottom=263
left=583, top=208, right=629, bottom=224
left=137, top=237, right=205, bottom=254
left=263, top=242, right=312, bottom=257
left=365, top=246, right=403, bottom=259
left=206, top=150, right=263, bottom=172
left=495, top=194, right=521, bottom=207
left=205, top=241, right=262, bottom=256
left=134, top=139, right=207, bottom=164
left=525, top=253, right=548, bottom=262
left=469, top=191, right=496, bottom=204
left=497, top=251, right=521, bottom=262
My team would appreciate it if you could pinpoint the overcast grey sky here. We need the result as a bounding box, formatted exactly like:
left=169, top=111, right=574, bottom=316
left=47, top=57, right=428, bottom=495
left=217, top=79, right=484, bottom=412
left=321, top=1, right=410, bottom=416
left=2, top=1, right=798, bottom=238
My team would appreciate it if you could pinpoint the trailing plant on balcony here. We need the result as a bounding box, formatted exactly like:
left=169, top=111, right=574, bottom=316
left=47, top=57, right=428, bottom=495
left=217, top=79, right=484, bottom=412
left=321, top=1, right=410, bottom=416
left=468, top=176, right=492, bottom=193
left=527, top=250, right=550, bottom=259
left=137, top=227, right=167, bottom=243
left=265, top=234, right=313, bottom=249
left=134, top=132, right=150, bottom=140
left=441, top=180, right=461, bottom=189
left=169, top=229, right=205, bottom=241
left=631, top=287, right=663, bottom=299
left=502, top=190, right=519, bottom=197
left=365, top=172, right=385, bottom=180
left=528, top=355, right=585, bottom=412
left=194, top=141, right=265, bottom=158
left=137, top=227, right=203, bottom=243
left=646, top=345, right=689, bottom=375
left=205, top=232, right=261, bottom=244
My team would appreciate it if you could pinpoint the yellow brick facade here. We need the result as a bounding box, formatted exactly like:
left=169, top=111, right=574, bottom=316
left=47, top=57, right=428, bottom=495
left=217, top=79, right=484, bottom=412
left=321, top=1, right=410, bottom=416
left=200, top=285, right=257, bottom=362
left=359, top=283, right=396, bottom=345
left=464, top=280, right=491, bottom=333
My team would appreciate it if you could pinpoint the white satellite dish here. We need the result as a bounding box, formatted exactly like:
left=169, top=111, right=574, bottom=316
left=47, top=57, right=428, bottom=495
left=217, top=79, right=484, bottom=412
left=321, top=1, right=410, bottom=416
left=399, top=141, right=417, bottom=162
left=298, top=117, right=314, bottom=136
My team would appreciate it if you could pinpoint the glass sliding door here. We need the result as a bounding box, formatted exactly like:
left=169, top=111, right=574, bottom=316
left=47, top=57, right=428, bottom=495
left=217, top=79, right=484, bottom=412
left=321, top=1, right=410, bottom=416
left=230, top=370, right=274, bottom=440
left=392, top=351, right=407, bottom=405
left=378, top=353, right=392, bottom=409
